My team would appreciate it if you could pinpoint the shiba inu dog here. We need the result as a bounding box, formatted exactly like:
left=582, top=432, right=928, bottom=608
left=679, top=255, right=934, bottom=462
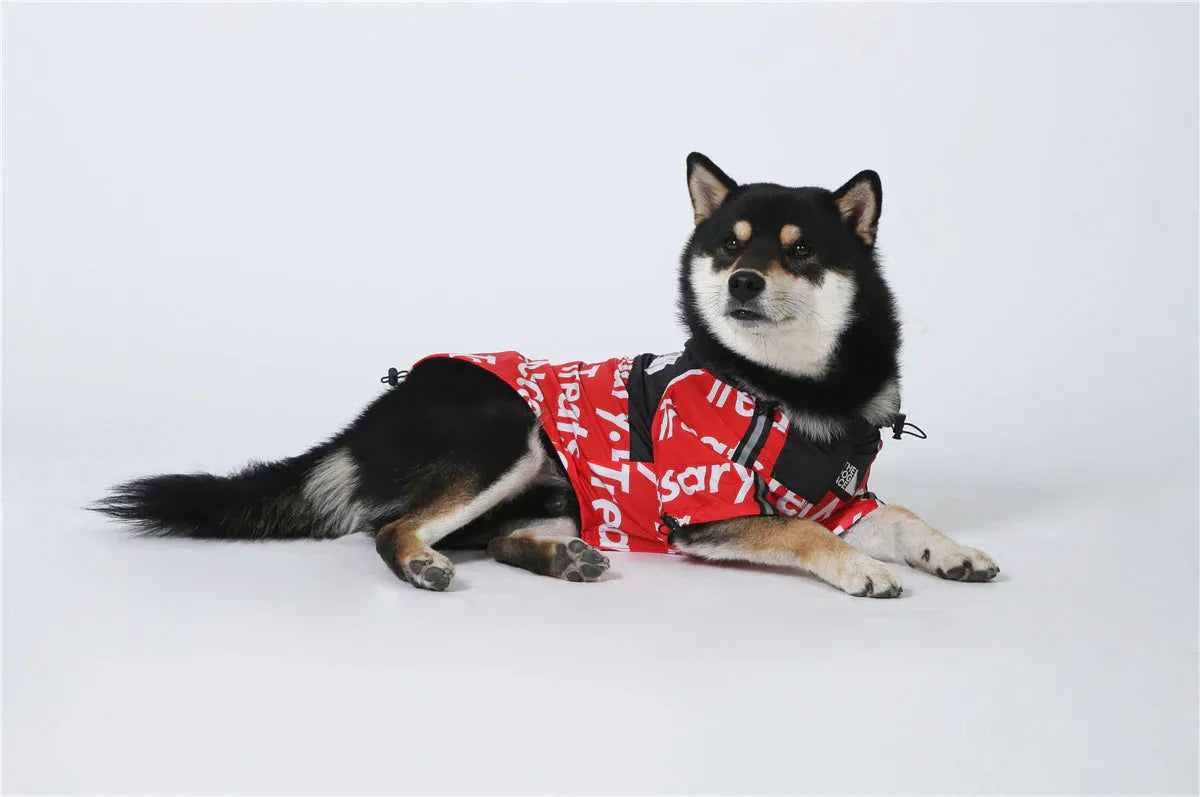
left=95, top=153, right=999, bottom=597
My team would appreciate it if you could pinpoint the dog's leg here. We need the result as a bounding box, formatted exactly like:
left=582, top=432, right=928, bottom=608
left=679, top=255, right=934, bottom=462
left=669, top=516, right=903, bottom=597
left=374, top=428, right=547, bottom=592
left=487, top=519, right=610, bottom=582
left=376, top=509, right=462, bottom=592
left=436, top=484, right=578, bottom=550
left=840, top=505, right=999, bottom=582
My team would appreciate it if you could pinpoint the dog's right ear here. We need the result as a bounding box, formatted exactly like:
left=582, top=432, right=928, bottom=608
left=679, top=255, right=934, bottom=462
left=687, top=153, right=737, bottom=225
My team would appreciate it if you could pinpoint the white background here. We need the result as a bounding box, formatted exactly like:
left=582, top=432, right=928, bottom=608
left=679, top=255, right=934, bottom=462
left=4, top=3, right=1197, bottom=794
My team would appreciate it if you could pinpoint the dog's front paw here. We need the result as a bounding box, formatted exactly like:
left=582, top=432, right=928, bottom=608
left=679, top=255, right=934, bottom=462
left=909, top=542, right=999, bottom=583
left=833, top=557, right=903, bottom=598
left=552, top=538, right=610, bottom=582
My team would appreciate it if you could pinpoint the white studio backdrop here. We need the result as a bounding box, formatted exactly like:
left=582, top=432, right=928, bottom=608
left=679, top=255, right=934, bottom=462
left=4, top=3, right=1197, bottom=795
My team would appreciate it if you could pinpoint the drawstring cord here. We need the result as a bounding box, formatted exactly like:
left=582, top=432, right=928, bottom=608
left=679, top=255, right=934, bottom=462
left=890, top=412, right=927, bottom=440
left=380, top=368, right=409, bottom=387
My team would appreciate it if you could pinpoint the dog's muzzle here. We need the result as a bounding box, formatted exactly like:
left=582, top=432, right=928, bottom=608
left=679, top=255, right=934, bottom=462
left=727, top=270, right=766, bottom=320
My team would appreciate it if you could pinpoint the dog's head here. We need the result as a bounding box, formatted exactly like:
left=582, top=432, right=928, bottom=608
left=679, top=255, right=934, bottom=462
left=679, top=153, right=887, bottom=381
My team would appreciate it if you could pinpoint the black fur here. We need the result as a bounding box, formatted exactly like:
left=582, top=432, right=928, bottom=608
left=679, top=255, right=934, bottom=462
left=679, top=153, right=901, bottom=427
left=93, top=448, right=333, bottom=539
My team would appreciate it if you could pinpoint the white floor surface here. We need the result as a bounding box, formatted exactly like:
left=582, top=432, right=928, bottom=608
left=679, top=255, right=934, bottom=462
left=5, top=446, right=1196, bottom=794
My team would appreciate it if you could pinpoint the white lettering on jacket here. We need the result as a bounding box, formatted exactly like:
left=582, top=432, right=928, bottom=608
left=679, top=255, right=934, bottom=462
left=658, top=463, right=756, bottom=506
left=589, top=461, right=631, bottom=550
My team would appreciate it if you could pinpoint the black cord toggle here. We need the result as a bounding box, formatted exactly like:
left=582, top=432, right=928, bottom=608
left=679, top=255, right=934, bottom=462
left=890, top=412, right=928, bottom=440
left=380, top=367, right=409, bottom=387
left=660, top=513, right=684, bottom=540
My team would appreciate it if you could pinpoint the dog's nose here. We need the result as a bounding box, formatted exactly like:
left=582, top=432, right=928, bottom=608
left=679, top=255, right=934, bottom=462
left=728, top=270, right=766, bottom=303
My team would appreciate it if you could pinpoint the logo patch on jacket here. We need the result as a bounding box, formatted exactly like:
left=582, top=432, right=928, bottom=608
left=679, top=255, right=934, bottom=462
left=834, top=462, right=859, bottom=497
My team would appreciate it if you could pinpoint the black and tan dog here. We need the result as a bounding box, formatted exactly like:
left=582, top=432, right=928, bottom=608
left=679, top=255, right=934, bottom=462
left=96, top=154, right=999, bottom=596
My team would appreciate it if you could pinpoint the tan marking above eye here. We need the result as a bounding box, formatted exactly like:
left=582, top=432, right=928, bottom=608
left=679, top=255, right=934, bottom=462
left=780, top=224, right=802, bottom=247
left=733, top=220, right=752, bottom=242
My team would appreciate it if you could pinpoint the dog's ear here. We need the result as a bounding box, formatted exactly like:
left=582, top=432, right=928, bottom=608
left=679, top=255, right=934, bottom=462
left=833, top=170, right=882, bottom=247
left=687, top=153, right=737, bottom=225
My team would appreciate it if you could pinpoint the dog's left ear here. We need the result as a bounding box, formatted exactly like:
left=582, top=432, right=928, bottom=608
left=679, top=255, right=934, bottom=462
left=833, top=170, right=882, bottom=247
left=687, top=152, right=737, bottom=225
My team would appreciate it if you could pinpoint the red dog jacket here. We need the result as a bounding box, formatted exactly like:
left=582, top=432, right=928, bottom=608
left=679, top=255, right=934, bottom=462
left=413, top=347, right=885, bottom=554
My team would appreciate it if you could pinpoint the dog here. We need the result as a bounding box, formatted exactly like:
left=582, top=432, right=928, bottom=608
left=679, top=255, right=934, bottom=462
left=95, top=153, right=999, bottom=596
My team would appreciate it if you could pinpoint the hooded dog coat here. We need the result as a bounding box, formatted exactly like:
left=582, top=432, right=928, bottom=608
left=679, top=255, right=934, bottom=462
left=413, top=345, right=885, bottom=553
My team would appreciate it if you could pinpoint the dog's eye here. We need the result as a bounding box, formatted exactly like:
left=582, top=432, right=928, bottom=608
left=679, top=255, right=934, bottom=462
left=789, top=241, right=812, bottom=258
left=722, top=234, right=741, bottom=253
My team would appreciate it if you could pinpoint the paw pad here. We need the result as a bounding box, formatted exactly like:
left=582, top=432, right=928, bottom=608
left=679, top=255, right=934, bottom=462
left=403, top=556, right=455, bottom=591
left=553, top=539, right=610, bottom=582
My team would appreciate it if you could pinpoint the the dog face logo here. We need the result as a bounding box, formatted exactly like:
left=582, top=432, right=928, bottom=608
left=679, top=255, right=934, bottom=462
left=679, top=153, right=884, bottom=380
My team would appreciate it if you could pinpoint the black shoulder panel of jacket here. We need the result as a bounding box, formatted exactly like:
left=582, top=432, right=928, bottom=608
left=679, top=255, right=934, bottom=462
left=627, top=350, right=697, bottom=462
left=773, top=418, right=883, bottom=503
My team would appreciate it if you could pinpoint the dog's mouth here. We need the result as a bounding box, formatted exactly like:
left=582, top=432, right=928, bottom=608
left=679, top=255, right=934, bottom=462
left=727, top=308, right=768, bottom=322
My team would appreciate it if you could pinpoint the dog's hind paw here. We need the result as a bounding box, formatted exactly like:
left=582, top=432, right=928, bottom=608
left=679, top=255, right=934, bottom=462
left=402, top=550, right=456, bottom=591
left=551, top=538, right=610, bottom=582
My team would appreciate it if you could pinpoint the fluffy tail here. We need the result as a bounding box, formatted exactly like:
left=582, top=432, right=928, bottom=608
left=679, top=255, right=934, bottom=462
left=93, top=446, right=352, bottom=541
